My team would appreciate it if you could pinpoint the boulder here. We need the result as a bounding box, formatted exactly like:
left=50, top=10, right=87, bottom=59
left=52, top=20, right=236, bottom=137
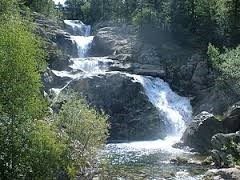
left=223, top=102, right=240, bottom=133
left=211, top=131, right=240, bottom=168
left=91, top=26, right=137, bottom=58
left=42, top=68, right=71, bottom=92
left=182, top=111, right=224, bottom=153
left=203, top=168, right=240, bottom=180
left=64, top=73, right=167, bottom=141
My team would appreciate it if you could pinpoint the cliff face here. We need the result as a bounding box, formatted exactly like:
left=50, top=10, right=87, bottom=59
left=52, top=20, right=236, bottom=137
left=91, top=23, right=239, bottom=115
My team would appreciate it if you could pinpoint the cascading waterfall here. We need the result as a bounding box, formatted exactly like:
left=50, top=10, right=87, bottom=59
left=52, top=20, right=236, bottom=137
left=50, top=20, right=205, bottom=179
left=64, top=20, right=94, bottom=57
left=55, top=20, right=192, bottom=141
left=130, top=75, right=192, bottom=137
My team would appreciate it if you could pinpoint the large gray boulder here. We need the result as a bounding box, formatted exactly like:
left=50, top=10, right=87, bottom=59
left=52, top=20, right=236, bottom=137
left=211, top=131, right=240, bottom=168
left=182, top=111, right=224, bottom=153
left=64, top=73, right=167, bottom=141
left=91, top=25, right=137, bottom=58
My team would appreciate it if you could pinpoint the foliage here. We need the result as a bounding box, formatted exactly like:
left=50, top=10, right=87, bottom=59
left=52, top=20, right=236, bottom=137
left=208, top=44, right=240, bottom=94
left=23, top=0, right=57, bottom=18
left=132, top=7, right=159, bottom=28
left=61, top=0, right=240, bottom=47
left=55, top=94, right=109, bottom=178
left=0, top=19, right=46, bottom=118
left=26, top=120, right=67, bottom=179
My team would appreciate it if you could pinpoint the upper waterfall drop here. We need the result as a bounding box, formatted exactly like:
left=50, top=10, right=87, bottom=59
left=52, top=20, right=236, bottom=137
left=64, top=20, right=91, bottom=36
left=64, top=20, right=94, bottom=57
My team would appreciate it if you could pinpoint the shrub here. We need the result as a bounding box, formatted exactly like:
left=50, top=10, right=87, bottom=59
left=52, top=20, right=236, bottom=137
left=55, top=95, right=109, bottom=178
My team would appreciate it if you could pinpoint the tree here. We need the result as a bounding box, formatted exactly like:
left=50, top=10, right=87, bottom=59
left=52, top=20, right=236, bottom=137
left=208, top=44, right=240, bottom=94
left=23, top=0, right=57, bottom=18
left=0, top=14, right=47, bottom=178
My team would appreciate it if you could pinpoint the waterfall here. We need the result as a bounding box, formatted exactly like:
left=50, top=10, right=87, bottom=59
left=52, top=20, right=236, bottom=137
left=49, top=19, right=203, bottom=179
left=64, top=20, right=94, bottom=57
left=54, top=19, right=192, bottom=142
left=129, top=75, right=192, bottom=137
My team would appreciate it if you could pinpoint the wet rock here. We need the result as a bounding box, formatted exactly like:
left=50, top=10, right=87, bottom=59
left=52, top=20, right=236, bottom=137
left=42, top=68, right=71, bottom=92
left=109, top=62, right=166, bottom=78
left=203, top=168, right=240, bottom=180
left=182, top=112, right=224, bottom=153
left=55, top=30, right=78, bottom=57
left=170, top=157, right=188, bottom=165
left=64, top=73, right=167, bottom=141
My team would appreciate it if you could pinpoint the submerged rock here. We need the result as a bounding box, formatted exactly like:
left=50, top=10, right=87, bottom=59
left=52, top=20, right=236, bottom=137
left=65, top=73, right=166, bottom=141
left=182, top=112, right=224, bottom=153
left=203, top=168, right=240, bottom=180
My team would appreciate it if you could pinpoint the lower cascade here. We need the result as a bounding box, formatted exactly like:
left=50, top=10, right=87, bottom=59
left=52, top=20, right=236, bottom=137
left=49, top=20, right=206, bottom=179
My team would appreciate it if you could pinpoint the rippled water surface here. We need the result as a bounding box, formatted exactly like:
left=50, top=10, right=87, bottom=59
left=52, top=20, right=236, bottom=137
left=99, top=139, right=207, bottom=179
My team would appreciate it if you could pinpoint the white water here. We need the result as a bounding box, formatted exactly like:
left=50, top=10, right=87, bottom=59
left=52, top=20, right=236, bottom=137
left=53, top=0, right=65, bottom=5
left=70, top=57, right=113, bottom=74
left=106, top=75, right=192, bottom=155
left=64, top=20, right=94, bottom=57
left=70, top=36, right=94, bottom=57
left=130, top=75, right=192, bottom=137
left=64, top=20, right=91, bottom=36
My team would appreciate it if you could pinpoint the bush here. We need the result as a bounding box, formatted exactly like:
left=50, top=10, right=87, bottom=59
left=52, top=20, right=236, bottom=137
left=55, top=95, right=109, bottom=178
left=26, top=120, right=67, bottom=179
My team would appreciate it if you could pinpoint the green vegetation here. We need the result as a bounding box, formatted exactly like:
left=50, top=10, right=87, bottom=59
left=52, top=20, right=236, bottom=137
left=208, top=44, right=240, bottom=94
left=23, top=0, right=57, bottom=18
left=62, top=0, right=240, bottom=47
left=55, top=95, right=109, bottom=178
left=0, top=0, right=109, bottom=179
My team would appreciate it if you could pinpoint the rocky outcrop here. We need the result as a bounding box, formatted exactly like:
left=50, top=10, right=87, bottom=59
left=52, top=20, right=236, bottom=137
left=182, top=112, right=224, bottom=153
left=192, top=87, right=239, bottom=115
left=211, top=131, right=240, bottom=168
left=223, top=102, right=240, bottom=133
left=203, top=168, right=240, bottom=180
left=55, top=31, right=78, bottom=57
left=109, top=62, right=166, bottom=78
left=64, top=73, right=167, bottom=141
left=91, top=25, right=137, bottom=58
left=32, top=12, right=77, bottom=67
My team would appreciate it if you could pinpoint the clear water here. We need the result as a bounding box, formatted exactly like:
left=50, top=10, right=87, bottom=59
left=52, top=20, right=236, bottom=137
left=100, top=141, right=206, bottom=179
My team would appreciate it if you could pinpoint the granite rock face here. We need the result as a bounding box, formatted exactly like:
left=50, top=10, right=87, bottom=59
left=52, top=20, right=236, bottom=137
left=65, top=73, right=167, bottom=141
